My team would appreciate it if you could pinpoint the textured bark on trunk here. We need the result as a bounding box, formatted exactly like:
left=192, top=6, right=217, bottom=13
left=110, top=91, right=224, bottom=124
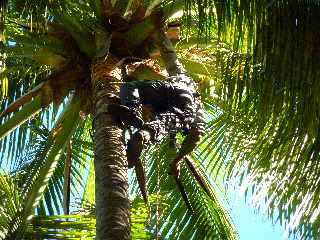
left=91, top=57, right=130, bottom=240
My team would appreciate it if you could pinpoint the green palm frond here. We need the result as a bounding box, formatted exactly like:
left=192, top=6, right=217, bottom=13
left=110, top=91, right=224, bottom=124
left=0, top=95, right=42, bottom=139
left=0, top=172, right=21, bottom=240
left=23, top=196, right=153, bottom=239
left=78, top=120, right=95, bottom=206
left=5, top=0, right=312, bottom=239
left=0, top=96, right=80, bottom=238
left=0, top=21, right=56, bottom=167
left=130, top=137, right=237, bottom=240
left=165, top=1, right=320, bottom=238
left=0, top=11, right=92, bottom=168
left=21, top=97, right=80, bottom=214
left=176, top=28, right=320, bottom=237
left=11, top=110, right=93, bottom=218
left=25, top=214, right=96, bottom=239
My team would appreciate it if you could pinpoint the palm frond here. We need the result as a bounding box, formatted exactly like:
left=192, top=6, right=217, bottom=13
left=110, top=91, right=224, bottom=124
left=0, top=95, right=42, bottom=139
left=131, top=137, right=237, bottom=240
left=0, top=96, right=80, bottom=238
left=25, top=214, right=96, bottom=239
left=0, top=172, right=21, bottom=240
left=24, top=196, right=153, bottom=239
left=173, top=2, right=320, bottom=238
left=14, top=102, right=93, bottom=217
left=175, top=31, right=320, bottom=237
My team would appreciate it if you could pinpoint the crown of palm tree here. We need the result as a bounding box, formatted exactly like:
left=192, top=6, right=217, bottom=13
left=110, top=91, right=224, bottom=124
left=0, top=1, right=238, bottom=239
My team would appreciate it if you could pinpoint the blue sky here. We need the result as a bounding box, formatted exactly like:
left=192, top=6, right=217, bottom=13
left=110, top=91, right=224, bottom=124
left=228, top=193, right=287, bottom=240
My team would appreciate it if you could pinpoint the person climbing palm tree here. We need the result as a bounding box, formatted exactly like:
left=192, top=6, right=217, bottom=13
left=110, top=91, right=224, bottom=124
left=107, top=28, right=206, bottom=210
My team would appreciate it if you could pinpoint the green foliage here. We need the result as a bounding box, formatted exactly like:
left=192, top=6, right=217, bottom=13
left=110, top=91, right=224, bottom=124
left=0, top=97, right=90, bottom=238
left=25, top=215, right=96, bottom=239
left=0, top=172, right=21, bottom=240
left=0, top=95, right=42, bottom=139
left=131, top=197, right=153, bottom=239
left=0, top=176, right=153, bottom=239
left=130, top=137, right=237, bottom=239
left=22, top=197, right=153, bottom=239
left=209, top=2, right=320, bottom=239
left=7, top=0, right=315, bottom=239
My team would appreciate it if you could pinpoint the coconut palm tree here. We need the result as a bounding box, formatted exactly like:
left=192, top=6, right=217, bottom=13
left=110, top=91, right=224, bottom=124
left=0, top=1, right=237, bottom=239
left=4, top=0, right=320, bottom=239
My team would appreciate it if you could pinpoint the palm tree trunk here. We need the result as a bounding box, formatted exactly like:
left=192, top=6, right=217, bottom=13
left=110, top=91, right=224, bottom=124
left=91, top=57, right=130, bottom=240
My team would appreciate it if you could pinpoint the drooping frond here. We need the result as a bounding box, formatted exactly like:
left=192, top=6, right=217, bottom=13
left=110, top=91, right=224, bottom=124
left=130, top=137, right=238, bottom=240
left=11, top=119, right=92, bottom=217
left=0, top=96, right=81, bottom=238
left=23, top=197, right=154, bottom=239
left=202, top=2, right=320, bottom=239
left=25, top=214, right=96, bottom=239
left=165, top=1, right=320, bottom=239
left=0, top=172, right=21, bottom=240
